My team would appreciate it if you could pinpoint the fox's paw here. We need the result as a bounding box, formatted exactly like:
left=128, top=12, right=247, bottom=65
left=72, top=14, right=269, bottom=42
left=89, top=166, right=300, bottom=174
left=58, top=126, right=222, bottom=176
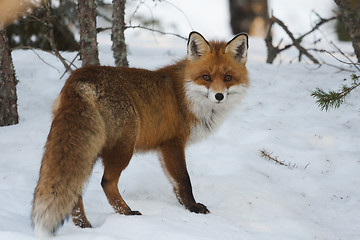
left=77, top=220, right=92, bottom=228
left=125, top=210, right=142, bottom=216
left=72, top=210, right=92, bottom=228
left=115, top=207, right=142, bottom=215
left=187, top=203, right=210, bottom=214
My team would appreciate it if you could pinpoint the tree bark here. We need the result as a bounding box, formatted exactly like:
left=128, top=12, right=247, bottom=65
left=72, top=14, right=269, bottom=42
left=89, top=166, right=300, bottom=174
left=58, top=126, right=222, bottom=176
left=229, top=0, right=269, bottom=37
left=78, top=0, right=100, bottom=66
left=334, top=0, right=360, bottom=62
left=0, top=29, right=19, bottom=126
left=112, top=0, right=128, bottom=67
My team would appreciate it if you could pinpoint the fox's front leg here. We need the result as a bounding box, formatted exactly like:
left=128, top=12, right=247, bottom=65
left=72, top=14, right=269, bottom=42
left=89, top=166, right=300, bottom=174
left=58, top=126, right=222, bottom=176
left=159, top=138, right=210, bottom=214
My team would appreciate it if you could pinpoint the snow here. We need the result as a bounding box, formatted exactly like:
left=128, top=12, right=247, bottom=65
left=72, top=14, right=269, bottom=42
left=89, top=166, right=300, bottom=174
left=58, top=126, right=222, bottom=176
left=1, top=1, right=360, bottom=239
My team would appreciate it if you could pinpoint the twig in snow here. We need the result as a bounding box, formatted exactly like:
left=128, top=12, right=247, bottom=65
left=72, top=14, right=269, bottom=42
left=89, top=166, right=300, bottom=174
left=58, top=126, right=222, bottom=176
left=260, top=149, right=288, bottom=166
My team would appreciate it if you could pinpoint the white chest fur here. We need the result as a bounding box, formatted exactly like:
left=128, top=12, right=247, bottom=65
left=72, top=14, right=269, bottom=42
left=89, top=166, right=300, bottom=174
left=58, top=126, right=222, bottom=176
left=188, top=105, right=230, bottom=143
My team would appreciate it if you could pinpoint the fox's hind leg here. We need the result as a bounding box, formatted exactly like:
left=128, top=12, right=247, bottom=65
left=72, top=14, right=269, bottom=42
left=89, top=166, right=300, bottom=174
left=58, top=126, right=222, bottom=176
left=101, top=136, right=141, bottom=216
left=72, top=195, right=92, bottom=228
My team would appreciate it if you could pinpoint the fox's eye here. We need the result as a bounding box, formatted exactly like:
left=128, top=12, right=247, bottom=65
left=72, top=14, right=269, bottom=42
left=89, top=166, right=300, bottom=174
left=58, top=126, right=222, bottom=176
left=224, top=75, right=232, bottom=82
left=203, top=75, right=211, bottom=81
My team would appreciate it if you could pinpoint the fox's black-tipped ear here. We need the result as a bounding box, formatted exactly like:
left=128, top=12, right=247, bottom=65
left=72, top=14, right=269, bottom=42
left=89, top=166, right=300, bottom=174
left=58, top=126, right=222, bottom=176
left=225, top=33, right=249, bottom=64
left=187, top=31, right=210, bottom=61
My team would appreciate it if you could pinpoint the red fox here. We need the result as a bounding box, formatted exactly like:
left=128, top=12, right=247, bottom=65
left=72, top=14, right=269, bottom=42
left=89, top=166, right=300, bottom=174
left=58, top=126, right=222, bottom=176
left=32, top=31, right=249, bottom=237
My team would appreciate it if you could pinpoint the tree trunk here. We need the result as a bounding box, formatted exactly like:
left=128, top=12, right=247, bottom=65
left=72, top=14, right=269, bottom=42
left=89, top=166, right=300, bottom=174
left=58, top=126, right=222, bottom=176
left=112, top=0, right=128, bottom=67
left=0, top=29, right=19, bottom=126
left=334, top=0, right=360, bottom=62
left=78, top=0, right=100, bottom=66
left=229, top=0, right=269, bottom=37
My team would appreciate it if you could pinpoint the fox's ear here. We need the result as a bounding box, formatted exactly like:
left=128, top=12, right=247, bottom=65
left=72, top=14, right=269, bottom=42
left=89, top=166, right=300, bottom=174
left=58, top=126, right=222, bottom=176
left=225, top=33, right=249, bottom=64
left=187, top=31, right=210, bottom=61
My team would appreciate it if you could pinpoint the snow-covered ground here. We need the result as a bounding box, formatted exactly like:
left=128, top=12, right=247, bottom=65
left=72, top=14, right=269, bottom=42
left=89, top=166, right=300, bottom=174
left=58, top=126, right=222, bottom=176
left=1, top=1, right=360, bottom=239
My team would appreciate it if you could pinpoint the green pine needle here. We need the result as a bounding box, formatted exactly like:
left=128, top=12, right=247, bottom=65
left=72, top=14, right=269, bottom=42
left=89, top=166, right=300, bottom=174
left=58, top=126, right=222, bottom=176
left=311, top=74, right=359, bottom=111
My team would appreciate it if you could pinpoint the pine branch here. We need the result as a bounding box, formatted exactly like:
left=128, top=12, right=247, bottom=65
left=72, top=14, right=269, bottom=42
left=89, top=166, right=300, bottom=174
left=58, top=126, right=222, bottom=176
left=260, top=149, right=287, bottom=166
left=260, top=149, right=300, bottom=169
left=311, top=74, right=360, bottom=111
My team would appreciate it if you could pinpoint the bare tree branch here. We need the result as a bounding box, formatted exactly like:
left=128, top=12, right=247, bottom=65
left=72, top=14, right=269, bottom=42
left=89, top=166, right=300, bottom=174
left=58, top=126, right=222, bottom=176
left=60, top=53, right=80, bottom=79
left=267, top=15, right=320, bottom=64
left=265, top=13, right=337, bottom=64
left=297, top=15, right=337, bottom=43
left=12, top=46, right=60, bottom=73
left=97, top=25, right=188, bottom=41
left=329, top=41, right=360, bottom=72
left=126, top=25, right=188, bottom=40
left=44, top=3, right=73, bottom=73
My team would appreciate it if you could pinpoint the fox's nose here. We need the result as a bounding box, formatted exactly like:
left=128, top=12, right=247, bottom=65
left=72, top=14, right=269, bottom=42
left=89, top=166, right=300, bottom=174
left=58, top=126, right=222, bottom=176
left=215, top=93, right=224, bottom=101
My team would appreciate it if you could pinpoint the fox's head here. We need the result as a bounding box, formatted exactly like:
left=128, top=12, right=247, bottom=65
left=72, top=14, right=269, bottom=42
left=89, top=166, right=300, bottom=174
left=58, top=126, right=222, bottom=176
left=184, top=31, right=249, bottom=108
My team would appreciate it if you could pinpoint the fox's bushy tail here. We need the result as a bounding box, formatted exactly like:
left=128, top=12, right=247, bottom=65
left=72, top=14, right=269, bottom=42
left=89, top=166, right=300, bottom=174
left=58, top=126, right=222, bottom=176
left=32, top=92, right=106, bottom=237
